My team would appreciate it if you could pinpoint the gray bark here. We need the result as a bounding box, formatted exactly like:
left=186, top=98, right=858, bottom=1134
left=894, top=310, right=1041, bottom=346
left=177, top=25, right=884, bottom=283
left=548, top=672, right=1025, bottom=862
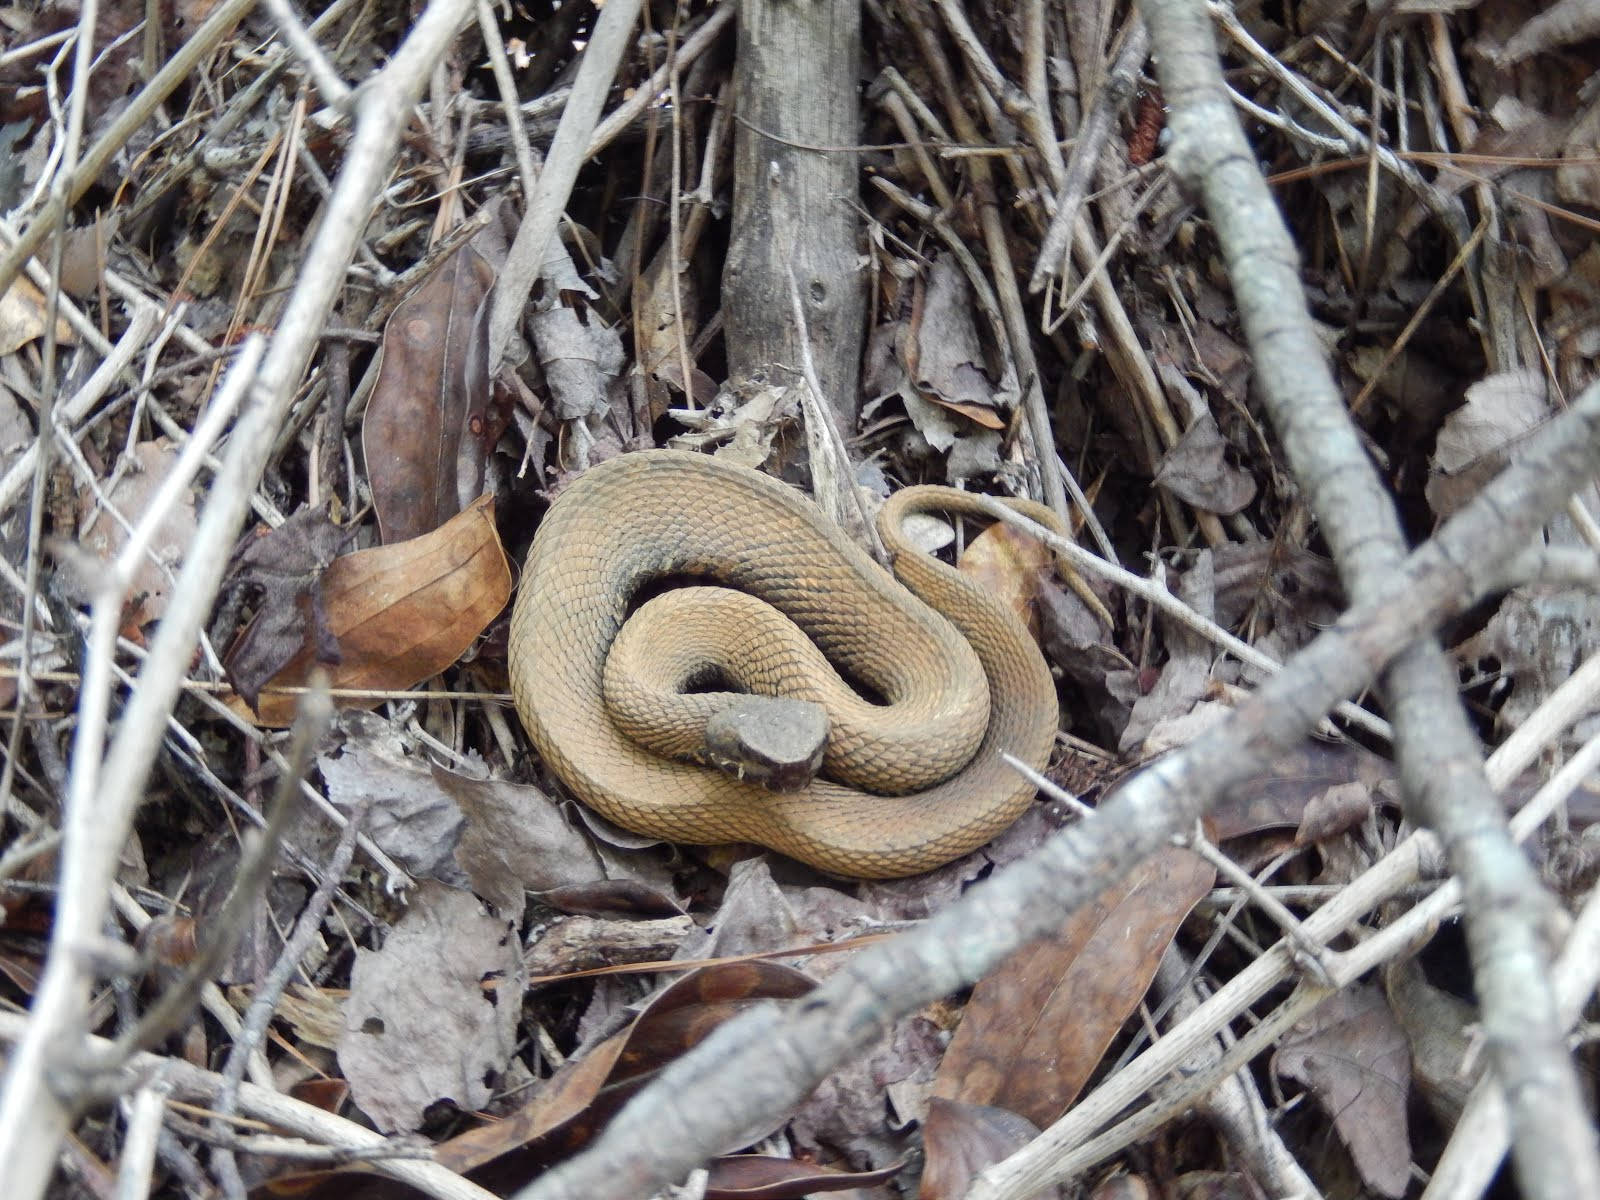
left=724, top=0, right=865, bottom=428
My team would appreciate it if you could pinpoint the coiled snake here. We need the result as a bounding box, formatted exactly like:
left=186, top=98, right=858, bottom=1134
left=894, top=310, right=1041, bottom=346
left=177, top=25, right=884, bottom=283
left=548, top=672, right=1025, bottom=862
left=508, top=450, right=1062, bottom=878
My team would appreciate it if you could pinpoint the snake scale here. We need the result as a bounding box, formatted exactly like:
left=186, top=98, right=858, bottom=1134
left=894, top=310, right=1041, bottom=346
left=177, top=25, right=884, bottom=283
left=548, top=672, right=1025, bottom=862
left=507, top=450, right=1062, bottom=878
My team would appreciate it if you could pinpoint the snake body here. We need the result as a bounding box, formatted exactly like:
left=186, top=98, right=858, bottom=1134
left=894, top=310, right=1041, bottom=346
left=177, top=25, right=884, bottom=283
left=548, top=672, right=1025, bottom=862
left=507, top=450, right=1061, bottom=878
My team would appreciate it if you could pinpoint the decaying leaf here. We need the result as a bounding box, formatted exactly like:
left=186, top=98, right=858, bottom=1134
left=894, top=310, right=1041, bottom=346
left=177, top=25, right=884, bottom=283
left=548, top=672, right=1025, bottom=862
left=1457, top=583, right=1600, bottom=732
left=338, top=882, right=523, bottom=1132
left=318, top=734, right=468, bottom=884
left=958, top=519, right=1056, bottom=638
left=861, top=255, right=1008, bottom=479
left=789, top=1011, right=946, bottom=1171
left=231, top=495, right=510, bottom=725
left=433, top=764, right=607, bottom=913
left=1208, top=737, right=1393, bottom=840
left=364, top=243, right=504, bottom=545
left=220, top=503, right=354, bottom=708
left=931, top=845, right=1214, bottom=1127
left=1121, top=554, right=1218, bottom=754
left=1273, top=983, right=1412, bottom=1198
left=704, top=1154, right=904, bottom=1199
left=910, top=255, right=1009, bottom=431
left=1153, top=411, right=1256, bottom=515
left=1384, top=956, right=1482, bottom=1128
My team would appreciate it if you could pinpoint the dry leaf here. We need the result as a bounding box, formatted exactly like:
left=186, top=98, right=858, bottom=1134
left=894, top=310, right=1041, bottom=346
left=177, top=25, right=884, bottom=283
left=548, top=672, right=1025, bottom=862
left=433, top=962, right=815, bottom=1175
left=234, top=495, right=510, bottom=725
left=931, top=846, right=1214, bottom=1126
left=364, top=244, right=503, bottom=544
left=434, top=764, right=606, bottom=913
left=70, top=440, right=198, bottom=630
left=958, top=520, right=1054, bottom=638
left=318, top=739, right=468, bottom=884
left=220, top=503, right=354, bottom=708
left=911, top=255, right=1007, bottom=431
left=1273, top=983, right=1412, bottom=1198
left=1426, top=369, right=1549, bottom=519
left=1153, top=412, right=1256, bottom=515
left=704, top=1155, right=904, bottom=1199
left=920, top=1098, right=1049, bottom=1200
left=0, top=275, right=75, bottom=355
left=338, top=882, right=523, bottom=1132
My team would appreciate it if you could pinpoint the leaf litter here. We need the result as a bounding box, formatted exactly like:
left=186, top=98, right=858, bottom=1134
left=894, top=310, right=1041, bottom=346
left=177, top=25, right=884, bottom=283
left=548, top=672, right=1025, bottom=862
left=2, top=0, right=1599, bottom=1195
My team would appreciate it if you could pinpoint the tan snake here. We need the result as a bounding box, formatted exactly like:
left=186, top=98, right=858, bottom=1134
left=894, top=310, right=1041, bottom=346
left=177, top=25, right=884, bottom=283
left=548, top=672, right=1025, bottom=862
left=507, top=450, right=1062, bottom=878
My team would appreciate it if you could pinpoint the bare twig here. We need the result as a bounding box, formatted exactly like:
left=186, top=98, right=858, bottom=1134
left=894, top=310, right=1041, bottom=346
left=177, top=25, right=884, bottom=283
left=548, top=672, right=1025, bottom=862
left=487, top=0, right=645, bottom=367
left=0, top=1014, right=497, bottom=1200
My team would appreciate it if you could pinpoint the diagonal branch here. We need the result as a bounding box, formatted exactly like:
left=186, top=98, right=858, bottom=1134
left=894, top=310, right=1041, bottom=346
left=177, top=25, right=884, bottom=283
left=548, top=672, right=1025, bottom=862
left=1140, top=0, right=1600, bottom=1192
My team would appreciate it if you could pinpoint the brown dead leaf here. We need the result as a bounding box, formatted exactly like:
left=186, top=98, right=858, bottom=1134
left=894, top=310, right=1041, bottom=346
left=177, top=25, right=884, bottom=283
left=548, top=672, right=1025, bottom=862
left=634, top=242, right=714, bottom=414
left=1457, top=583, right=1600, bottom=731
left=932, top=846, right=1214, bottom=1127
left=1120, top=554, right=1218, bottom=754
left=911, top=255, right=1007, bottom=431
left=1208, top=737, right=1393, bottom=840
left=232, top=495, right=510, bottom=725
left=338, top=882, right=524, bottom=1132
left=789, top=1012, right=946, bottom=1171
left=1295, top=780, right=1374, bottom=845
left=0, top=275, right=76, bottom=354
left=433, top=764, right=606, bottom=913
left=364, top=244, right=503, bottom=545
left=920, top=1098, right=1051, bottom=1200
left=433, top=962, right=815, bottom=1176
left=1384, top=956, right=1481, bottom=1128
left=318, top=736, right=468, bottom=884
left=958, top=520, right=1054, bottom=638
left=535, top=879, right=685, bottom=918
left=221, top=503, right=355, bottom=709
left=704, top=1154, right=904, bottom=1198
left=1273, top=983, right=1412, bottom=1198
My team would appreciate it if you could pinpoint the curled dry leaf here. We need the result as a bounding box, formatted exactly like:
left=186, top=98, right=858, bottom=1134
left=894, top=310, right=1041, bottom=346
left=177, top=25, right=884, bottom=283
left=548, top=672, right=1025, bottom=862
left=1426, top=369, right=1549, bottom=519
left=1384, top=956, right=1481, bottom=1128
left=319, top=738, right=468, bottom=884
left=364, top=243, right=505, bottom=545
left=0, top=275, right=75, bottom=355
left=957, top=519, right=1055, bottom=639
left=233, top=495, right=510, bottom=725
left=433, top=763, right=606, bottom=913
left=1152, top=411, right=1256, bottom=515
left=930, top=845, right=1214, bottom=1128
left=1208, top=737, right=1393, bottom=840
left=221, top=503, right=353, bottom=709
left=910, top=255, right=1008, bottom=431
